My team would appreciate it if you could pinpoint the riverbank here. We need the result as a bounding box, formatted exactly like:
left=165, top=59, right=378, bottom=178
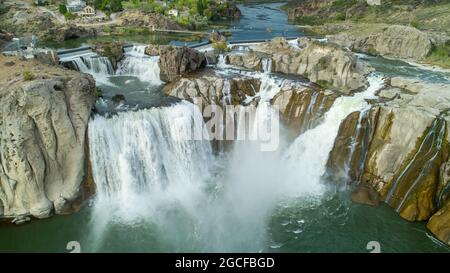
left=286, top=0, right=450, bottom=69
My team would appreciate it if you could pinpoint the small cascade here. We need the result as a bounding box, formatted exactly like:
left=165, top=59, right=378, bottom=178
left=116, top=45, right=163, bottom=85
left=385, top=116, right=447, bottom=212
left=345, top=109, right=373, bottom=182
left=59, top=52, right=114, bottom=85
left=261, top=58, right=272, bottom=74
left=217, top=54, right=228, bottom=68
left=68, top=54, right=114, bottom=75
left=283, top=75, right=384, bottom=194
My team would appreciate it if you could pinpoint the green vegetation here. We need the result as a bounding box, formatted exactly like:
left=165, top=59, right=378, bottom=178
left=58, top=4, right=77, bottom=20
left=87, top=0, right=123, bottom=12
left=291, top=0, right=450, bottom=33
left=23, top=70, right=35, bottom=81
left=212, top=41, right=230, bottom=53
left=121, top=0, right=238, bottom=29
left=425, top=41, right=450, bottom=68
left=95, top=87, right=103, bottom=98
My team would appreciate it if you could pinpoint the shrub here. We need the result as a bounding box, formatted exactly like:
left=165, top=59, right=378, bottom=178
left=23, top=70, right=35, bottom=81
left=58, top=4, right=67, bottom=15
left=212, top=41, right=229, bottom=53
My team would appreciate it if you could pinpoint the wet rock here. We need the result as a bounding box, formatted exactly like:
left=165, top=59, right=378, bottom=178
left=145, top=45, right=206, bottom=82
left=328, top=77, right=450, bottom=224
left=351, top=183, right=381, bottom=206
left=225, top=37, right=369, bottom=94
left=427, top=200, right=450, bottom=246
left=112, top=94, right=126, bottom=103
left=12, top=215, right=31, bottom=225
left=163, top=69, right=260, bottom=106
left=92, top=41, right=124, bottom=70
left=272, top=86, right=338, bottom=137
left=227, top=52, right=263, bottom=71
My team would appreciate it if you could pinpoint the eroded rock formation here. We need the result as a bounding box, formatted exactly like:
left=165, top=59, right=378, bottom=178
left=328, top=25, right=433, bottom=61
left=225, top=37, right=369, bottom=94
left=163, top=69, right=260, bottom=106
left=0, top=56, right=96, bottom=221
left=326, top=76, right=450, bottom=245
left=146, top=45, right=206, bottom=82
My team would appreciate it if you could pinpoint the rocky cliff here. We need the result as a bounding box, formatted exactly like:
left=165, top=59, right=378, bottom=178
left=0, top=56, right=96, bottom=222
left=326, top=76, right=450, bottom=245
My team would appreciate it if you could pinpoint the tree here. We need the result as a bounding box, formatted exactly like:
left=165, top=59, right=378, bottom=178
left=58, top=4, right=67, bottom=15
left=197, top=0, right=208, bottom=16
left=110, top=0, right=123, bottom=12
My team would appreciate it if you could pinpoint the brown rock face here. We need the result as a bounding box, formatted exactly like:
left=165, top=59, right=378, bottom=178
left=427, top=201, right=450, bottom=246
left=326, top=76, right=450, bottom=245
left=272, top=86, right=338, bottom=137
left=0, top=57, right=96, bottom=220
left=146, top=45, right=206, bottom=82
left=163, top=69, right=260, bottom=106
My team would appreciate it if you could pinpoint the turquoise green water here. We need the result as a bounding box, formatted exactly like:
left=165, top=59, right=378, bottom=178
left=1, top=2, right=449, bottom=254
left=0, top=192, right=448, bottom=253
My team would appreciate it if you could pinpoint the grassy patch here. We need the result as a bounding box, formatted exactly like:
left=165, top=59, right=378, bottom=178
left=23, top=70, right=35, bottom=81
left=212, top=41, right=230, bottom=53
left=425, top=41, right=450, bottom=69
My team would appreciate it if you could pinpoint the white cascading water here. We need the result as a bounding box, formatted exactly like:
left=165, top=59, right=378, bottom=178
left=87, top=49, right=384, bottom=250
left=282, top=75, right=384, bottom=194
left=60, top=52, right=114, bottom=85
left=89, top=101, right=212, bottom=221
left=116, top=45, right=163, bottom=85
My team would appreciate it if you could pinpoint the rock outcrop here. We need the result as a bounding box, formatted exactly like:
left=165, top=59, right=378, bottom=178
left=146, top=45, right=206, bottom=82
left=328, top=25, right=433, bottom=61
left=0, top=29, right=12, bottom=49
left=0, top=6, right=58, bottom=39
left=427, top=201, right=450, bottom=246
left=47, top=25, right=97, bottom=42
left=0, top=56, right=96, bottom=221
left=326, top=76, right=450, bottom=245
left=287, top=0, right=333, bottom=21
left=272, top=85, right=338, bottom=136
left=225, top=37, right=369, bottom=94
left=91, top=41, right=124, bottom=70
left=116, top=10, right=185, bottom=30
left=163, top=69, right=260, bottom=106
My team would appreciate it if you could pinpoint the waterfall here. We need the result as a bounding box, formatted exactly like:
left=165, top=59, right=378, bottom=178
left=116, top=45, right=163, bottom=85
left=262, top=58, right=272, bottom=74
left=88, top=101, right=213, bottom=223
left=282, top=75, right=384, bottom=194
left=60, top=52, right=114, bottom=85
left=73, top=55, right=114, bottom=75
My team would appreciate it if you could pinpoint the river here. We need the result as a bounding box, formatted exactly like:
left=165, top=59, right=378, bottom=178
left=0, top=2, right=449, bottom=253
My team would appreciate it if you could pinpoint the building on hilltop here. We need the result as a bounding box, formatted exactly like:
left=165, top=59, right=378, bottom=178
left=66, top=0, right=86, bottom=13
